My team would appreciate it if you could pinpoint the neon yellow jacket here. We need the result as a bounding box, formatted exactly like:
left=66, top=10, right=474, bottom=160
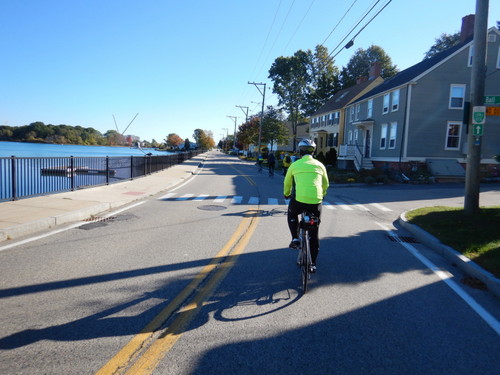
left=283, top=155, right=329, bottom=204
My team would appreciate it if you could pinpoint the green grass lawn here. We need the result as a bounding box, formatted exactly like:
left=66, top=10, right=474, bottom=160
left=405, top=206, right=500, bottom=278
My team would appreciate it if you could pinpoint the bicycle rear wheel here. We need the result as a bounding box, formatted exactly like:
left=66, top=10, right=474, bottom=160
left=300, top=229, right=310, bottom=293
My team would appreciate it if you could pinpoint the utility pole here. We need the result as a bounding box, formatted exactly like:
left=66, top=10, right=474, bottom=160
left=236, top=105, right=249, bottom=123
left=248, top=82, right=266, bottom=158
left=227, top=116, right=238, bottom=150
left=222, top=128, right=228, bottom=151
left=464, top=0, right=489, bottom=214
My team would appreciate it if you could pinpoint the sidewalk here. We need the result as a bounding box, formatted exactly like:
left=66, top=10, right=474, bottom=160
left=0, top=154, right=206, bottom=242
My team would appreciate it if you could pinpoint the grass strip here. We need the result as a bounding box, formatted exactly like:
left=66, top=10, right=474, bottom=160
left=405, top=206, right=500, bottom=278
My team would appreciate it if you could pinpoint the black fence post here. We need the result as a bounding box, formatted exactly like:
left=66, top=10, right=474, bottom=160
left=106, top=156, right=110, bottom=185
left=130, top=156, right=134, bottom=180
left=11, top=156, right=17, bottom=201
left=70, top=156, right=75, bottom=191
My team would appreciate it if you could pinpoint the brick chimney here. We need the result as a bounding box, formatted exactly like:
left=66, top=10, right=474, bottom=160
left=460, top=14, right=475, bottom=42
left=369, top=62, right=382, bottom=80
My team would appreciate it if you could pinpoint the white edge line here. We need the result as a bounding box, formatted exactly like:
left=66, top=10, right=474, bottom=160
left=0, top=201, right=146, bottom=252
left=376, top=222, right=500, bottom=335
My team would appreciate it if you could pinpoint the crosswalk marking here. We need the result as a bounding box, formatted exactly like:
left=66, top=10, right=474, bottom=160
left=334, top=202, right=354, bottom=210
left=323, top=201, right=336, bottom=210
left=193, top=194, right=209, bottom=201
left=370, top=203, right=392, bottom=211
left=176, top=194, right=194, bottom=200
left=231, top=196, right=243, bottom=204
left=158, top=193, right=392, bottom=212
left=248, top=197, right=259, bottom=204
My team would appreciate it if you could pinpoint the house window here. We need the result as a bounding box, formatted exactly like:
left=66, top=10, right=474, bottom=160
left=391, top=89, right=400, bottom=111
left=350, top=107, right=354, bottom=122
left=348, top=130, right=353, bottom=145
left=389, top=122, right=397, bottom=149
left=445, top=122, right=462, bottom=150
left=355, top=104, right=360, bottom=120
left=449, top=84, right=466, bottom=109
left=333, top=133, right=338, bottom=147
left=497, top=46, right=500, bottom=68
left=354, top=129, right=359, bottom=143
left=383, top=94, right=390, bottom=114
left=334, top=112, right=339, bottom=124
left=367, top=99, right=373, bottom=118
left=380, top=124, right=387, bottom=149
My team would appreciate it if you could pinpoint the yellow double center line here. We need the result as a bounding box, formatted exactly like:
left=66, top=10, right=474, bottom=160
left=95, top=208, right=260, bottom=375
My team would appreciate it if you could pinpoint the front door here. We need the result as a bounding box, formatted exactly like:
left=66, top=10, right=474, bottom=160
left=364, top=129, right=371, bottom=158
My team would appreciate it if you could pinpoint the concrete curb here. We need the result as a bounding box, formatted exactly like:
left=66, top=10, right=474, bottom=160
left=399, top=211, right=500, bottom=299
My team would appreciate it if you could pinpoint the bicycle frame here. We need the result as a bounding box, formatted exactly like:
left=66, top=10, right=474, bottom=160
left=297, top=211, right=318, bottom=293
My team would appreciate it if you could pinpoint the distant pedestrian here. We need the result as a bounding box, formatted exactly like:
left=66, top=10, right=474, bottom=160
left=268, top=152, right=276, bottom=177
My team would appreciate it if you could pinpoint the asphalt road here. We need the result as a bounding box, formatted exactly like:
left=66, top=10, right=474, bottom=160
left=0, top=151, right=499, bottom=375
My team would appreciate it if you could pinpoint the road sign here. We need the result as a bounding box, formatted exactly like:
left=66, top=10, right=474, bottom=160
left=472, top=106, right=486, bottom=124
left=486, top=106, right=500, bottom=116
left=473, top=124, right=483, bottom=136
left=484, top=96, right=500, bottom=105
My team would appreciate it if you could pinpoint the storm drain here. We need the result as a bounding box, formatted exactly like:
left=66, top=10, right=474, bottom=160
left=84, top=216, right=116, bottom=223
left=387, top=235, right=419, bottom=244
left=197, top=205, right=227, bottom=211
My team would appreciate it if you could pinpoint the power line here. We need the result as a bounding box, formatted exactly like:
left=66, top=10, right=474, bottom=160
left=281, top=0, right=316, bottom=54
left=320, top=0, right=358, bottom=46
left=329, top=0, right=393, bottom=61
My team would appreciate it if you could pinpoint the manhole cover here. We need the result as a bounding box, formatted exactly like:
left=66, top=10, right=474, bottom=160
left=198, top=205, right=227, bottom=211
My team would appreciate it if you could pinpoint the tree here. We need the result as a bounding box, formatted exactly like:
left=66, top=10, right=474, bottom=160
left=339, top=45, right=398, bottom=89
left=237, top=117, right=260, bottom=150
left=269, top=50, right=311, bottom=152
left=166, top=133, right=183, bottom=148
left=423, top=32, right=461, bottom=59
left=193, top=129, right=215, bottom=150
left=261, top=106, right=289, bottom=151
left=304, top=45, right=341, bottom=116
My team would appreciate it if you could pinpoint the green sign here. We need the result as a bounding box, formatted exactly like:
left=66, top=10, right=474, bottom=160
left=473, top=124, right=483, bottom=136
left=472, top=106, right=486, bottom=124
left=484, top=96, right=500, bottom=105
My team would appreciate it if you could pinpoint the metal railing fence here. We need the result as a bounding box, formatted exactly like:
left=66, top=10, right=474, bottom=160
left=0, top=151, right=201, bottom=201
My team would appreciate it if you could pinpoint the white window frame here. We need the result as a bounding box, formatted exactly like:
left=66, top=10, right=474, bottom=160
left=380, top=124, right=388, bottom=149
left=355, top=104, right=360, bottom=120
left=354, top=129, right=359, bottom=143
left=445, top=121, right=462, bottom=150
left=468, top=45, right=474, bottom=67
left=383, top=94, right=390, bottom=114
left=348, top=130, right=353, bottom=145
left=389, top=122, right=397, bottom=149
left=449, top=84, right=466, bottom=109
left=497, top=46, right=500, bottom=69
left=350, top=106, right=354, bottom=122
left=391, top=89, right=400, bottom=112
left=367, top=99, right=373, bottom=118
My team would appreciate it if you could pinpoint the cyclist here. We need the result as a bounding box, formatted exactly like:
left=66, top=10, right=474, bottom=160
left=282, top=153, right=292, bottom=175
left=283, top=139, right=329, bottom=272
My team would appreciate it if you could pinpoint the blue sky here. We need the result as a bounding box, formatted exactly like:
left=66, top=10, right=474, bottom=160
left=1, top=0, right=499, bottom=145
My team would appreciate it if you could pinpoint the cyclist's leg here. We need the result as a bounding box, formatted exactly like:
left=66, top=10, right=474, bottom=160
left=287, top=198, right=300, bottom=243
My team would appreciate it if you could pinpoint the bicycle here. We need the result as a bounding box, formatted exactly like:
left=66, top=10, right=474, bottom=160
left=296, top=211, right=319, bottom=293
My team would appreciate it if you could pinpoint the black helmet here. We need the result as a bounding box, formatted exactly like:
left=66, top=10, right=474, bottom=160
left=298, top=139, right=316, bottom=155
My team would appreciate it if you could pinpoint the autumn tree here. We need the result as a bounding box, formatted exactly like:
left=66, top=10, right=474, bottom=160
left=193, top=129, right=215, bottom=150
left=261, top=106, right=289, bottom=151
left=339, top=45, right=398, bottom=89
left=166, top=133, right=183, bottom=148
left=237, top=117, right=260, bottom=151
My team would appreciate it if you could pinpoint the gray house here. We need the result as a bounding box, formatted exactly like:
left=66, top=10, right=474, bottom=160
left=339, top=16, right=500, bottom=179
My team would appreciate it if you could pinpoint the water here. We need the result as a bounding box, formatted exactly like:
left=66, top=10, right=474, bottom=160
left=0, top=141, right=174, bottom=157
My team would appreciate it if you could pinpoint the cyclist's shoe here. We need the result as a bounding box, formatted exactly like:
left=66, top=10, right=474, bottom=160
left=289, top=239, right=300, bottom=249
left=310, top=264, right=317, bottom=273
